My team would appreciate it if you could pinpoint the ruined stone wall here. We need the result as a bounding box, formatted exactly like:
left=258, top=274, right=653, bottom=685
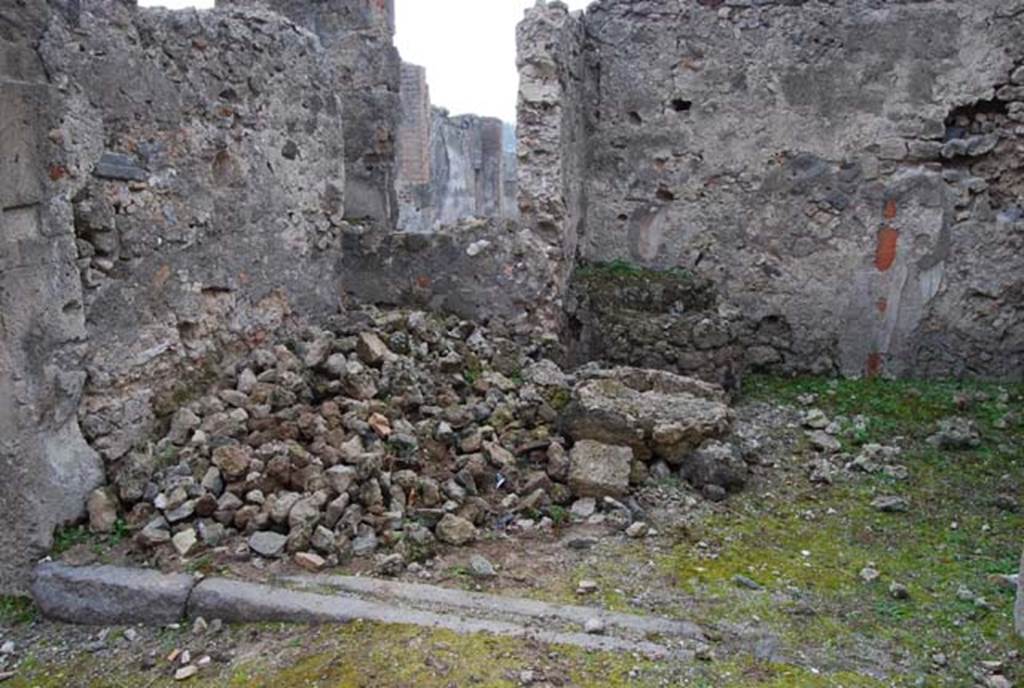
left=398, top=102, right=518, bottom=234
left=397, top=63, right=431, bottom=187
left=520, top=0, right=1024, bottom=379
left=218, top=0, right=401, bottom=226
left=0, top=1, right=351, bottom=593
left=338, top=218, right=556, bottom=324
left=516, top=1, right=587, bottom=332
left=0, top=0, right=105, bottom=593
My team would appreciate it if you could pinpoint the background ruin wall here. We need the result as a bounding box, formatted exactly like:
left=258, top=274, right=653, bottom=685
left=520, top=0, right=1024, bottom=380
left=397, top=63, right=519, bottom=234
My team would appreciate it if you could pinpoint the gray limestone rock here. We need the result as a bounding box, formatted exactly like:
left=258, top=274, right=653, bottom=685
left=927, top=417, right=982, bottom=450
left=872, top=496, right=910, bottom=513
left=435, top=514, right=477, bottom=546
left=248, top=532, right=288, bottom=559
left=87, top=487, right=120, bottom=534
left=31, top=562, right=194, bottom=625
left=568, top=440, right=632, bottom=499
left=680, top=441, right=748, bottom=494
left=561, top=367, right=733, bottom=464
left=93, top=152, right=148, bottom=182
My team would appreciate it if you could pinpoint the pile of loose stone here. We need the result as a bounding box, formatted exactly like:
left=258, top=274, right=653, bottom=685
left=87, top=307, right=739, bottom=572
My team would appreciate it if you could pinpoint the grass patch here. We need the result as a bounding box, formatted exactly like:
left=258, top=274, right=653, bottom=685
left=745, top=375, right=1021, bottom=444
left=661, top=375, right=1024, bottom=684
left=229, top=622, right=655, bottom=688
left=0, top=596, right=37, bottom=626
left=52, top=525, right=91, bottom=555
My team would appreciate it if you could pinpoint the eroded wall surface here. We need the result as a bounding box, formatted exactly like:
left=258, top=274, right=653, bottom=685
left=1, top=0, right=350, bottom=592
left=0, top=0, right=104, bottom=593
left=521, top=0, right=1024, bottom=379
left=516, top=2, right=586, bottom=331
left=219, top=0, right=401, bottom=225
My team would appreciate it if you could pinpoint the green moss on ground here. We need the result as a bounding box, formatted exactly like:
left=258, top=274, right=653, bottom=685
left=8, top=623, right=660, bottom=688
left=0, top=597, right=37, bottom=626
left=661, top=376, right=1024, bottom=685
left=745, top=375, right=1021, bottom=444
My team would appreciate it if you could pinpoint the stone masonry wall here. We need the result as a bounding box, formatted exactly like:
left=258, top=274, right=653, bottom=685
left=1, top=0, right=351, bottom=593
left=516, top=1, right=587, bottom=332
left=37, top=1, right=348, bottom=485
left=397, top=63, right=431, bottom=187
left=520, top=0, right=1024, bottom=380
left=218, top=0, right=401, bottom=226
left=0, top=0, right=105, bottom=594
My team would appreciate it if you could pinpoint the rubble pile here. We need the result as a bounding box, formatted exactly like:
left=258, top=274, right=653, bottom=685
left=89, top=307, right=738, bottom=570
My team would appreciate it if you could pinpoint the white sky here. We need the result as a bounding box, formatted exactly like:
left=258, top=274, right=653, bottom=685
left=138, top=0, right=592, bottom=122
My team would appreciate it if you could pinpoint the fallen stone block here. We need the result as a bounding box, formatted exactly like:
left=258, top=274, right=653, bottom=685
left=561, top=367, right=733, bottom=464
left=31, top=562, right=195, bottom=625
left=568, top=440, right=632, bottom=498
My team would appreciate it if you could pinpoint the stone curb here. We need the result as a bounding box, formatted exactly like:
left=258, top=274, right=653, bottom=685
left=30, top=563, right=695, bottom=657
left=281, top=573, right=706, bottom=640
left=188, top=577, right=685, bottom=658
left=31, top=562, right=195, bottom=625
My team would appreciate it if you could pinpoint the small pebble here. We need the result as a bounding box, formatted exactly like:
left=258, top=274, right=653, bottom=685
left=174, top=666, right=198, bottom=681
left=468, top=554, right=497, bottom=578
left=584, top=617, right=606, bottom=635
left=733, top=574, right=763, bottom=591
left=859, top=567, right=880, bottom=583
left=625, top=522, right=649, bottom=539
left=889, top=582, right=910, bottom=600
